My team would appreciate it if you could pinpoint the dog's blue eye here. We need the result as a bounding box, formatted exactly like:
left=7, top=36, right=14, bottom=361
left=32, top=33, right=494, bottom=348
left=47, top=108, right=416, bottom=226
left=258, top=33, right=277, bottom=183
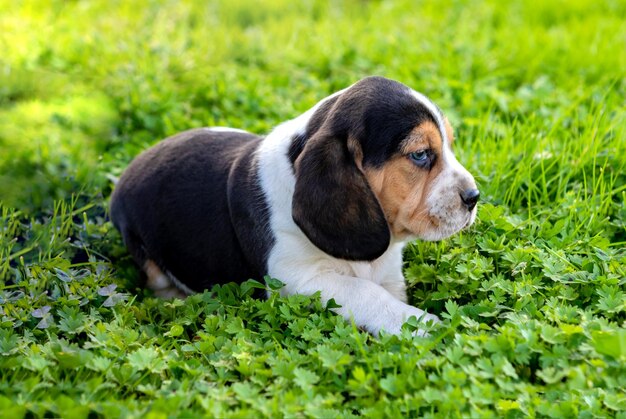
left=409, top=150, right=429, bottom=164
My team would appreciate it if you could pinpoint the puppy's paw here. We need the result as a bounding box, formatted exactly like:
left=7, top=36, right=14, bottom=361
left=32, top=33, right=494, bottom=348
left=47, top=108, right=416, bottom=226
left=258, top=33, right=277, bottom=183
left=377, top=306, right=440, bottom=337
left=408, top=311, right=440, bottom=337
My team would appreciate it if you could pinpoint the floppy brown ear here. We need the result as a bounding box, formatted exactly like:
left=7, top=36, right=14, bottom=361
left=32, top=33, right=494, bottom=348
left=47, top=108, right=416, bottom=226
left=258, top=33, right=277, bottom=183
left=292, top=133, right=390, bottom=261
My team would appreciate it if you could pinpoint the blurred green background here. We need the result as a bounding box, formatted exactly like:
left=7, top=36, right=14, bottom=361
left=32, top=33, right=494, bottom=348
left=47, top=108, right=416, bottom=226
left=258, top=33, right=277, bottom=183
left=2, top=0, right=624, bottom=213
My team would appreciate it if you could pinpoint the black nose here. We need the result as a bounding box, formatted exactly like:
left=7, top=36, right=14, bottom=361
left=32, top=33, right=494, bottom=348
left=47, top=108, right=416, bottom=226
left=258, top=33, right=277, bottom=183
left=460, top=188, right=480, bottom=211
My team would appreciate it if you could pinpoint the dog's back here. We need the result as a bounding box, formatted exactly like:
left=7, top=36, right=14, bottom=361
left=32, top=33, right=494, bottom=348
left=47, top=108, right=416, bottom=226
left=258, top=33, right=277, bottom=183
left=110, top=128, right=271, bottom=292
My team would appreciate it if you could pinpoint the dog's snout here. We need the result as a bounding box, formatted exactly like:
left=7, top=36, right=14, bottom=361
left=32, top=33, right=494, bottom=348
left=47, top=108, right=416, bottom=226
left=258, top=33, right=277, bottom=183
left=460, top=188, right=480, bottom=211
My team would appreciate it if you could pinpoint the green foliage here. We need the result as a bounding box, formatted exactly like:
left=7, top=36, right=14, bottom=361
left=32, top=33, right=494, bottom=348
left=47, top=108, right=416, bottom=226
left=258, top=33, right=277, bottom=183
left=1, top=0, right=625, bottom=416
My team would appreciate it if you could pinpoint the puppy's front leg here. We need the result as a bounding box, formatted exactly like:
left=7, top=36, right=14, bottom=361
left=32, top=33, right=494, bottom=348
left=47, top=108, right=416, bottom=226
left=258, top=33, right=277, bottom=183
left=286, top=274, right=439, bottom=336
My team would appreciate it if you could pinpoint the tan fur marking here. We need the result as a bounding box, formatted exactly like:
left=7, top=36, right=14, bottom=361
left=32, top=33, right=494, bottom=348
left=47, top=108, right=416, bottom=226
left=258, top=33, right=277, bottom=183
left=144, top=260, right=187, bottom=299
left=347, top=136, right=364, bottom=171
left=444, top=117, right=455, bottom=146
left=144, top=260, right=170, bottom=290
left=364, top=121, right=445, bottom=237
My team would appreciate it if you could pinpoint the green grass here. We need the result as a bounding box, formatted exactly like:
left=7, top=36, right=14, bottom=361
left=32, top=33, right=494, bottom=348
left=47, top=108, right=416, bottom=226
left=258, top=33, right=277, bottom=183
left=1, top=0, right=625, bottom=417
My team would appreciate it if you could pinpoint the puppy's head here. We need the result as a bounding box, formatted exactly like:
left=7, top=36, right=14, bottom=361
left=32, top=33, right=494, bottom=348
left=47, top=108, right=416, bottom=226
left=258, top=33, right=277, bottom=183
left=291, top=76, right=478, bottom=260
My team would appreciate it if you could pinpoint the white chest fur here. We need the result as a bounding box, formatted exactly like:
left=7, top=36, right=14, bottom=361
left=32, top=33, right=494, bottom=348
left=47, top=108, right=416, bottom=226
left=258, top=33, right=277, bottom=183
left=255, top=100, right=437, bottom=336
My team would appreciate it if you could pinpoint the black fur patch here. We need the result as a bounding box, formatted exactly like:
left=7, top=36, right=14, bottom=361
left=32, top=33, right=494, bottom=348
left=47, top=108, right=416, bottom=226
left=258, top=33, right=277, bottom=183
left=289, top=76, right=439, bottom=170
left=110, top=129, right=274, bottom=291
left=287, top=132, right=307, bottom=167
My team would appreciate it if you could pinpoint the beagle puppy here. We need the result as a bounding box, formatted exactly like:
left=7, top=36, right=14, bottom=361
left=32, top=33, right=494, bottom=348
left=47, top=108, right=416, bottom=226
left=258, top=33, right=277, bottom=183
left=109, top=76, right=479, bottom=336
